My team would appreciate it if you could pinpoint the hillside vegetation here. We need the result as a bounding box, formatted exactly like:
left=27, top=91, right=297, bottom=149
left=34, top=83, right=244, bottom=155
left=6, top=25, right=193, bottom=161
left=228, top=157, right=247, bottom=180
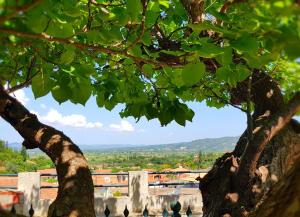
left=0, top=140, right=53, bottom=173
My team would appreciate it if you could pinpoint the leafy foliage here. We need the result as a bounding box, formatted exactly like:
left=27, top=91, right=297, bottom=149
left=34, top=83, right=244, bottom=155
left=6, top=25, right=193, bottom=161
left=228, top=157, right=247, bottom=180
left=0, top=0, right=299, bottom=126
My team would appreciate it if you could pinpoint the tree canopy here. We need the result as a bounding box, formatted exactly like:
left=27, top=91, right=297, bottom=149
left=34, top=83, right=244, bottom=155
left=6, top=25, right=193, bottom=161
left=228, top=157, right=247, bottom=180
left=0, top=0, right=299, bottom=126
left=1, top=1, right=300, bottom=217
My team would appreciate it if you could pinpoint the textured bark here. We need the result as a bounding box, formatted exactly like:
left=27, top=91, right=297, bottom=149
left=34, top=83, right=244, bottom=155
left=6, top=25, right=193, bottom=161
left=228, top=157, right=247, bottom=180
left=249, top=156, right=300, bottom=217
left=180, top=0, right=204, bottom=23
left=199, top=73, right=300, bottom=217
left=0, top=86, right=95, bottom=217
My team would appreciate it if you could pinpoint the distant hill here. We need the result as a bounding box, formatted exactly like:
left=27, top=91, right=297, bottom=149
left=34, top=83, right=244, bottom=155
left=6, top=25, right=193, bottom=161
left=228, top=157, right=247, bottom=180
left=8, top=136, right=239, bottom=154
left=79, top=136, right=239, bottom=153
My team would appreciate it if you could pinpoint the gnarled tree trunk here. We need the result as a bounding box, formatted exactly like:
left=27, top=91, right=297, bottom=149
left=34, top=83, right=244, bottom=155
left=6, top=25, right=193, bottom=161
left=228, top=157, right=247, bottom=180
left=177, top=1, right=300, bottom=215
left=199, top=72, right=300, bottom=217
left=0, top=86, right=96, bottom=217
left=249, top=155, right=300, bottom=217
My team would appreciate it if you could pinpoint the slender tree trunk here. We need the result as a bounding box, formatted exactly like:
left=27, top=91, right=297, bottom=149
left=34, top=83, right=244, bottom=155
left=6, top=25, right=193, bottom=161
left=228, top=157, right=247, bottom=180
left=0, top=86, right=96, bottom=217
left=199, top=73, right=300, bottom=217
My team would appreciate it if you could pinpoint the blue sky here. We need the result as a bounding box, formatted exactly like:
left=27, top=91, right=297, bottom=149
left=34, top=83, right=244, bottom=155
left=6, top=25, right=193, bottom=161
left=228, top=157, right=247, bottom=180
left=0, top=88, right=247, bottom=145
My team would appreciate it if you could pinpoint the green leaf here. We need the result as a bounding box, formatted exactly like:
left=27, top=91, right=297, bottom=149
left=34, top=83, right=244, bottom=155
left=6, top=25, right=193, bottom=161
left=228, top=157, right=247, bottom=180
left=141, top=31, right=152, bottom=46
left=46, top=21, right=74, bottom=38
left=158, top=109, right=174, bottom=126
left=63, top=1, right=82, bottom=17
left=182, top=61, right=205, bottom=85
left=188, top=21, right=234, bottom=37
left=105, top=99, right=117, bottom=111
left=51, top=85, right=72, bottom=104
left=197, top=43, right=224, bottom=58
left=159, top=0, right=170, bottom=8
left=86, top=30, right=101, bottom=43
left=216, top=65, right=250, bottom=86
left=76, top=65, right=96, bottom=77
left=97, top=9, right=116, bottom=21
left=285, top=39, right=300, bottom=59
left=60, top=46, right=75, bottom=65
left=127, top=0, right=142, bottom=22
left=235, top=64, right=251, bottom=82
left=128, top=45, right=142, bottom=57
left=69, top=77, right=92, bottom=105
left=216, top=66, right=234, bottom=85
left=142, top=64, right=153, bottom=75
left=96, top=91, right=106, bottom=108
left=26, top=14, right=48, bottom=33
left=231, top=34, right=259, bottom=53
left=31, top=71, right=53, bottom=98
left=221, top=47, right=232, bottom=65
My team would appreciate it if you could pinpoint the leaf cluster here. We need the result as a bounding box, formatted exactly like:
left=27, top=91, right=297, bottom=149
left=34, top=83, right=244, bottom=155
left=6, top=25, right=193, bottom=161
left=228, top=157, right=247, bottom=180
left=0, top=0, right=299, bottom=125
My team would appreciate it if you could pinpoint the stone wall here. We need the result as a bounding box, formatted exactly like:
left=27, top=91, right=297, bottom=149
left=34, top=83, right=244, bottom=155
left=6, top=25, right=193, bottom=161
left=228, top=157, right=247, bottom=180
left=1, top=171, right=203, bottom=217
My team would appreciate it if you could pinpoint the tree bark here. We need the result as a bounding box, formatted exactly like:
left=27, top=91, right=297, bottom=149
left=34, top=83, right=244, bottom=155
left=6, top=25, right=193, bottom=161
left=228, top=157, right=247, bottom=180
left=0, top=86, right=96, bottom=217
left=249, top=156, right=300, bottom=217
left=199, top=73, right=300, bottom=217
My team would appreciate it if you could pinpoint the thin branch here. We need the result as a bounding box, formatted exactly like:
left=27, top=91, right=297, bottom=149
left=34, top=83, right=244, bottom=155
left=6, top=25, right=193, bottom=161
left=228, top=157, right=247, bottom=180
left=167, top=26, right=188, bottom=39
left=0, top=0, right=42, bottom=24
left=127, top=0, right=148, bottom=50
left=246, top=76, right=253, bottom=143
left=86, top=0, right=93, bottom=31
left=205, top=0, right=217, bottom=11
left=7, top=57, right=38, bottom=93
left=0, top=28, right=184, bottom=68
left=204, top=84, right=247, bottom=112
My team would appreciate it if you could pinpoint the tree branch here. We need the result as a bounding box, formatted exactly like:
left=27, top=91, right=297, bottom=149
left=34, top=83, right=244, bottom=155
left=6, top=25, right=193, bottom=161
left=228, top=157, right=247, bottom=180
left=180, top=0, right=205, bottom=24
left=237, top=91, right=300, bottom=186
left=0, top=27, right=183, bottom=68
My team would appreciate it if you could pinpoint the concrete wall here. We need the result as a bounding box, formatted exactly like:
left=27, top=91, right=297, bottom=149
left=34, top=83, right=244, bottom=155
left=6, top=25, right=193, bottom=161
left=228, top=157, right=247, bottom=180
left=10, top=171, right=202, bottom=217
left=17, top=172, right=40, bottom=216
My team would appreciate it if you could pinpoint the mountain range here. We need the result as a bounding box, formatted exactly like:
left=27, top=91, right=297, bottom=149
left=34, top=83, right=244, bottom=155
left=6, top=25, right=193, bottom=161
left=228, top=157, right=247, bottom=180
left=8, top=136, right=239, bottom=153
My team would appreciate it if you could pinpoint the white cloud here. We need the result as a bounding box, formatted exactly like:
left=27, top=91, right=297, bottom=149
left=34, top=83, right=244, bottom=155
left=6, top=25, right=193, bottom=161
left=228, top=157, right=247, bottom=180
left=109, top=120, right=135, bottom=132
left=12, top=89, right=29, bottom=105
left=39, top=109, right=103, bottom=129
